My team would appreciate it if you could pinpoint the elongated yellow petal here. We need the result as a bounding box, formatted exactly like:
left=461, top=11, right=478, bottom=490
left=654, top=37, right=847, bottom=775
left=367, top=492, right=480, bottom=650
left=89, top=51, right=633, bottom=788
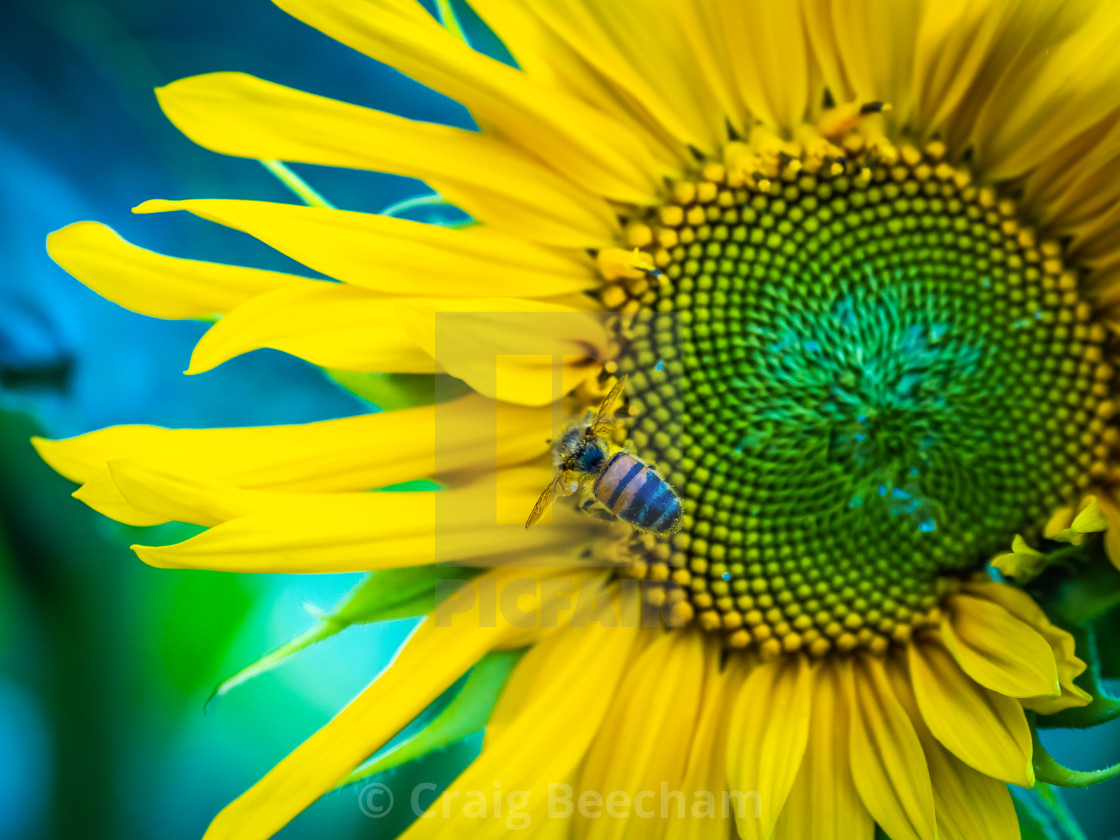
left=398, top=298, right=605, bottom=406
left=522, top=0, right=725, bottom=152
left=156, top=72, right=617, bottom=248
left=941, top=594, right=1059, bottom=698
left=888, top=659, right=1021, bottom=840
left=908, top=640, right=1033, bottom=786
left=1092, top=491, right=1120, bottom=571
left=927, top=740, right=1020, bottom=840
left=955, top=0, right=1119, bottom=180
left=188, top=283, right=437, bottom=375
left=466, top=0, right=688, bottom=171
left=810, top=0, right=922, bottom=127
left=801, top=0, right=853, bottom=109
left=271, top=0, right=662, bottom=203
left=846, top=655, right=936, bottom=840
left=34, top=394, right=549, bottom=493
left=100, top=458, right=543, bottom=526
left=133, top=198, right=595, bottom=298
left=202, top=566, right=582, bottom=840
left=713, top=0, right=814, bottom=130
left=910, top=0, right=994, bottom=132
left=664, top=640, right=737, bottom=840
left=773, top=661, right=873, bottom=840
left=962, top=583, right=1092, bottom=713
left=47, top=221, right=310, bottom=319
left=113, top=466, right=580, bottom=572
left=726, top=655, right=813, bottom=840
left=403, top=586, right=641, bottom=840
left=573, top=631, right=706, bottom=840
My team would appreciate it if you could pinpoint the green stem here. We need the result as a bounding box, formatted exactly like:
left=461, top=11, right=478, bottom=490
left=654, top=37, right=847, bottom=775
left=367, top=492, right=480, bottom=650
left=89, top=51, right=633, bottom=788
left=434, top=0, right=470, bottom=45
left=259, top=160, right=334, bottom=209
left=1033, top=727, right=1120, bottom=787
left=379, top=192, right=452, bottom=218
left=1033, top=783, right=1088, bottom=840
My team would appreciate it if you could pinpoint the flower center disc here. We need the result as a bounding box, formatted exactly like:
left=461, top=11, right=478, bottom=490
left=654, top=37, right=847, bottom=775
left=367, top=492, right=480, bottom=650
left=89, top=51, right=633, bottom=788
left=607, top=140, right=1113, bottom=656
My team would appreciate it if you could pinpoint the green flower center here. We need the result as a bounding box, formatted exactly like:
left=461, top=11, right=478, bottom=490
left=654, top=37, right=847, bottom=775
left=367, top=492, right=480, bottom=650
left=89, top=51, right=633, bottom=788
left=604, top=141, right=1113, bottom=657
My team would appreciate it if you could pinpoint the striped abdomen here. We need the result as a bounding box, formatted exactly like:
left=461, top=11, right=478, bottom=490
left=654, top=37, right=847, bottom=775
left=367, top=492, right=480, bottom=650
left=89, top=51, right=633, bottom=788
left=593, top=452, right=682, bottom=535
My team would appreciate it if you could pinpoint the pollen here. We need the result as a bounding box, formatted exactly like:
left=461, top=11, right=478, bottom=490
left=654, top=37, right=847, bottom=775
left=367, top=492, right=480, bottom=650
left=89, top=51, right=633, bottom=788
left=597, top=134, right=1118, bottom=656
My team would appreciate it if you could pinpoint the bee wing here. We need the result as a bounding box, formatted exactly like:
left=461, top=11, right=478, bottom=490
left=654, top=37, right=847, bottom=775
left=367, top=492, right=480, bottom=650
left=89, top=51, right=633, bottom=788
left=590, top=374, right=628, bottom=434
left=525, top=472, right=569, bottom=529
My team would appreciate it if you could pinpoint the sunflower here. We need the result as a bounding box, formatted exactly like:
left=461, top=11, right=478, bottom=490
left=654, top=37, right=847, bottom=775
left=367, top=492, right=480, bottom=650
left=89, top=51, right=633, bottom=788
left=35, top=0, right=1120, bottom=837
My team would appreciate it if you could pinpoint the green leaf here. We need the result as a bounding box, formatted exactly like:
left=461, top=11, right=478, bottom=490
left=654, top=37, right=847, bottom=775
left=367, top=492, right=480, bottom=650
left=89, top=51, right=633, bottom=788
left=1095, top=606, right=1120, bottom=680
left=340, top=648, right=521, bottom=787
left=324, top=371, right=472, bottom=411
left=1011, top=785, right=1087, bottom=840
left=208, top=565, right=476, bottom=704
left=1027, top=545, right=1120, bottom=627
left=156, top=571, right=252, bottom=695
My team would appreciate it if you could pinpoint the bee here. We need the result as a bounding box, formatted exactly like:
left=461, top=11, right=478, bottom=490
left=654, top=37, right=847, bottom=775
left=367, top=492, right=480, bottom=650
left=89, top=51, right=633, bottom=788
left=525, top=375, right=683, bottom=536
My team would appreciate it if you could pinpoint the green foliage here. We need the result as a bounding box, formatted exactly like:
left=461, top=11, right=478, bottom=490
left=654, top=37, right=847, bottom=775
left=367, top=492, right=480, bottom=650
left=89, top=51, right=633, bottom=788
left=341, top=649, right=520, bottom=787
left=1095, top=606, right=1120, bottom=680
left=155, top=571, right=252, bottom=695
left=209, top=565, right=476, bottom=703
left=1011, top=786, right=1088, bottom=840
left=324, top=371, right=472, bottom=411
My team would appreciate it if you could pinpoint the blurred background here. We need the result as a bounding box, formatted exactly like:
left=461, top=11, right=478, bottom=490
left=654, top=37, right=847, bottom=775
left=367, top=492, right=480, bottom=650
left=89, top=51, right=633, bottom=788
left=0, top=1, right=1117, bottom=839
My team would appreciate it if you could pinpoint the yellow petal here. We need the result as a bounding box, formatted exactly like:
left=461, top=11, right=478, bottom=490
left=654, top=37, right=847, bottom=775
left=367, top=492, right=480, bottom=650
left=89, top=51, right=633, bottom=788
left=726, top=655, right=814, bottom=840
left=520, top=0, right=726, bottom=152
left=1044, top=495, right=1107, bottom=544
left=156, top=72, right=617, bottom=248
left=398, top=298, right=605, bottom=406
left=801, top=0, right=854, bottom=109
left=714, top=0, right=814, bottom=130
left=187, top=283, right=437, bottom=375
left=202, top=566, right=582, bottom=840
left=926, top=740, right=1020, bottom=840
left=1072, top=495, right=1108, bottom=532
left=70, top=470, right=167, bottom=527
left=888, top=659, right=1021, bottom=840
left=103, top=458, right=550, bottom=527
left=908, top=640, right=1033, bottom=786
left=964, top=0, right=1120, bottom=180
left=271, top=0, right=661, bottom=204
left=809, top=0, right=922, bottom=127
left=773, top=660, right=873, bottom=840
left=118, top=466, right=580, bottom=572
left=46, top=221, right=310, bottom=319
left=466, top=0, right=688, bottom=171
left=941, top=593, right=1059, bottom=698
left=962, top=583, right=1092, bottom=713
left=911, top=0, right=1011, bottom=133
left=846, top=655, right=936, bottom=840
left=403, top=585, right=641, bottom=840
left=574, top=631, right=706, bottom=840
left=664, top=640, right=737, bottom=840
left=34, top=394, right=549, bottom=493
left=133, top=198, right=595, bottom=298
left=1095, top=491, right=1120, bottom=570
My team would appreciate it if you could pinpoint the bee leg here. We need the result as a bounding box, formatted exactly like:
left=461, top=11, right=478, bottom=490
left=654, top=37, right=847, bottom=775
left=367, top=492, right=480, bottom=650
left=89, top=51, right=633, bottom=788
left=579, top=497, right=618, bottom=522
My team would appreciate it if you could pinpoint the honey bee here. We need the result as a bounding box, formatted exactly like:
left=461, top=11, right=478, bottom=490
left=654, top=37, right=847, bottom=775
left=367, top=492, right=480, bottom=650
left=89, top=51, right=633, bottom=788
left=525, top=375, right=683, bottom=536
